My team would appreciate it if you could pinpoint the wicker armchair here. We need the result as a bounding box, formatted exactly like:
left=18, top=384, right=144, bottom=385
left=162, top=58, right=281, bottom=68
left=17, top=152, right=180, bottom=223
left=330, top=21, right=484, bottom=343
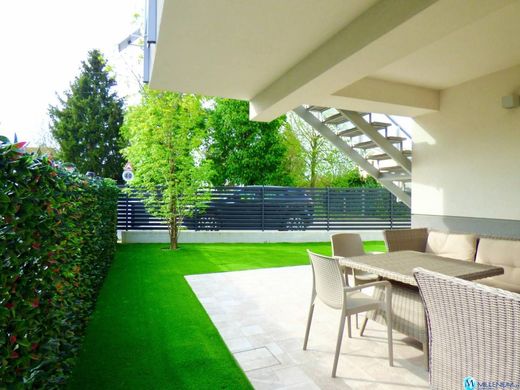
left=414, top=268, right=520, bottom=389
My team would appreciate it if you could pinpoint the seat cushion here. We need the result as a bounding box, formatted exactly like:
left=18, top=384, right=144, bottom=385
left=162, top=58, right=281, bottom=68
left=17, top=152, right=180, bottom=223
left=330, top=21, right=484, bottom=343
left=476, top=238, right=520, bottom=293
left=425, top=231, right=478, bottom=261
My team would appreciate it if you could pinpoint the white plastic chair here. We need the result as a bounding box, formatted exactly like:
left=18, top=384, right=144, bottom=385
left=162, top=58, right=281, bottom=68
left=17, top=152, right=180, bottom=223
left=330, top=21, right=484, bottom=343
left=303, top=251, right=393, bottom=377
left=331, top=233, right=379, bottom=331
left=331, top=233, right=380, bottom=285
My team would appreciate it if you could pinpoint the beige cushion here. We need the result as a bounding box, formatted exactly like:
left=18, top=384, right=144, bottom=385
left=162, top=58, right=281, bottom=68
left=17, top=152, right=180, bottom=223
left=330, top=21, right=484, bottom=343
left=425, top=231, right=477, bottom=261
left=476, top=238, right=520, bottom=293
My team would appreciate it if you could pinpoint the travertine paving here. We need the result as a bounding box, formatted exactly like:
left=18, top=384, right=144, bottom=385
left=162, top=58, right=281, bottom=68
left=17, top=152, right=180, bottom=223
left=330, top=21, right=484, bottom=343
left=186, top=265, right=428, bottom=389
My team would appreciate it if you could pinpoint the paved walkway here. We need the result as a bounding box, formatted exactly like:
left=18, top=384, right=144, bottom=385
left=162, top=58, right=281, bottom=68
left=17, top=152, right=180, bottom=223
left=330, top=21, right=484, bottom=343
left=186, top=265, right=428, bottom=389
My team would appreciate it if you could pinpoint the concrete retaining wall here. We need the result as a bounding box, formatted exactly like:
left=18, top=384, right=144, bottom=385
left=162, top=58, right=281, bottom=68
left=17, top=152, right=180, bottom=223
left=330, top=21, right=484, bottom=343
left=120, top=230, right=384, bottom=244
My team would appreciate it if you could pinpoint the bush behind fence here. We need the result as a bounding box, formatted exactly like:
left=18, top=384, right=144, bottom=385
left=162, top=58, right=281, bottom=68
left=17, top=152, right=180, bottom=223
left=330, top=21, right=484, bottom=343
left=118, top=186, right=411, bottom=231
left=0, top=140, right=119, bottom=387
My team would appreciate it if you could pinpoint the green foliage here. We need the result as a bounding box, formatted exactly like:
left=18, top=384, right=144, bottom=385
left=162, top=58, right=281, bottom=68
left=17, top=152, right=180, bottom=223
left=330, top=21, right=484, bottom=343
left=0, top=136, right=119, bottom=387
left=207, top=98, right=294, bottom=186
left=121, top=87, right=212, bottom=249
left=316, top=167, right=380, bottom=188
left=49, top=49, right=126, bottom=181
left=281, top=126, right=307, bottom=187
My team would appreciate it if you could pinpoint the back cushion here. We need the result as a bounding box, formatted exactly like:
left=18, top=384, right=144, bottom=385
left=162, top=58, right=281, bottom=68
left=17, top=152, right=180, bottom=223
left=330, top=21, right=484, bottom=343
left=476, top=238, right=520, bottom=293
left=425, top=231, right=478, bottom=261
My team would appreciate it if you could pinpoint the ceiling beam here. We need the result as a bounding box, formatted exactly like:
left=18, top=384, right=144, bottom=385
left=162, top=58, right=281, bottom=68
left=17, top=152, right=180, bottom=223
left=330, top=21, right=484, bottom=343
left=250, top=0, right=514, bottom=121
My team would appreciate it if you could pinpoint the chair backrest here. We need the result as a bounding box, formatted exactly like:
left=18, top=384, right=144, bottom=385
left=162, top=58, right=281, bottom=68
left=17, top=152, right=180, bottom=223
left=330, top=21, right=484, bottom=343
left=330, top=233, right=365, bottom=258
left=383, top=228, right=428, bottom=252
left=308, top=251, right=345, bottom=309
left=414, top=268, right=520, bottom=389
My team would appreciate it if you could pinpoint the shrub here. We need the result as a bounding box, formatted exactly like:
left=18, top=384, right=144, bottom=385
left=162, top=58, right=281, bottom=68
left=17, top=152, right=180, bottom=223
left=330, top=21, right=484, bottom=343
left=0, top=137, right=119, bottom=387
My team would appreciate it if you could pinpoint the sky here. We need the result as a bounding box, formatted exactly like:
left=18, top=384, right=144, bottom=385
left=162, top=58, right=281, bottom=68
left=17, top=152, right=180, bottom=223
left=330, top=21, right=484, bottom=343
left=0, top=0, right=143, bottom=146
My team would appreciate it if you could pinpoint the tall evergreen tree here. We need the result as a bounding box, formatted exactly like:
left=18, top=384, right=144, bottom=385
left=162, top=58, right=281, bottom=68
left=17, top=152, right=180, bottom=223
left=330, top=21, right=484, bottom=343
left=49, top=49, right=125, bottom=180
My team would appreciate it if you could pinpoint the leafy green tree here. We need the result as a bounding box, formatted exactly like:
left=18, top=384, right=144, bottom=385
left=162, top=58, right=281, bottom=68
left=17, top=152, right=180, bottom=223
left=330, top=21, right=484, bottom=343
left=121, top=88, right=212, bottom=249
left=318, top=167, right=380, bottom=188
left=207, top=98, right=294, bottom=186
left=281, top=126, right=307, bottom=187
left=287, top=112, right=378, bottom=188
left=287, top=113, right=328, bottom=187
left=49, top=49, right=125, bottom=181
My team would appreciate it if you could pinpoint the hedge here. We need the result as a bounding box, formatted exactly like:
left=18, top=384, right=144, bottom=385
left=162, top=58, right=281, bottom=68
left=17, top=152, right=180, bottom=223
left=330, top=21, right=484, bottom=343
left=0, top=137, right=119, bottom=387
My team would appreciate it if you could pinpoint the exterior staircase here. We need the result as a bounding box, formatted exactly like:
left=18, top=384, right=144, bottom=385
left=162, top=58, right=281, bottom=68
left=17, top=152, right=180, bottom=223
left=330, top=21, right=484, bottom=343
left=293, top=105, right=412, bottom=207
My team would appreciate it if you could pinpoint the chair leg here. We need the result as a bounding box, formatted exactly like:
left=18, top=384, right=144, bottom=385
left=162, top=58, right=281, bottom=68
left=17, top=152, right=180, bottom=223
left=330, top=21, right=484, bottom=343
left=359, top=317, right=369, bottom=336
left=355, top=313, right=359, bottom=329
left=384, top=287, right=394, bottom=367
left=332, top=312, right=347, bottom=378
left=422, top=342, right=429, bottom=370
left=386, top=305, right=393, bottom=367
left=347, top=315, right=352, bottom=338
left=303, top=296, right=316, bottom=350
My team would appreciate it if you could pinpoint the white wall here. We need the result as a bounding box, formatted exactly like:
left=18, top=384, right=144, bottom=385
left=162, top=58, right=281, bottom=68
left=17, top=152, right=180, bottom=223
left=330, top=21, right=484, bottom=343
left=120, top=230, right=383, bottom=244
left=411, top=64, right=520, bottom=221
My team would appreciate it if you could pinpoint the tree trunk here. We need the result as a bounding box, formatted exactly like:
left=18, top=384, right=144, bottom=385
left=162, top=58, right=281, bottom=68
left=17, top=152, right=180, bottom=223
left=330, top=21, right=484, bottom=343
left=169, top=218, right=178, bottom=250
left=309, top=135, right=319, bottom=187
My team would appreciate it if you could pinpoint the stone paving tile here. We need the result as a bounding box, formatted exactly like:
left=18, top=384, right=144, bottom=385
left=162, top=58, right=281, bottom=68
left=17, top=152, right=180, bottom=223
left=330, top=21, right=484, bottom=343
left=185, top=266, right=428, bottom=389
left=234, top=347, right=281, bottom=372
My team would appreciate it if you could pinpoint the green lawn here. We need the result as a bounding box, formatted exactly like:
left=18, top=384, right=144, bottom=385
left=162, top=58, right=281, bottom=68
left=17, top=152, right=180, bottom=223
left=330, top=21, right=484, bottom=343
left=68, top=241, right=385, bottom=389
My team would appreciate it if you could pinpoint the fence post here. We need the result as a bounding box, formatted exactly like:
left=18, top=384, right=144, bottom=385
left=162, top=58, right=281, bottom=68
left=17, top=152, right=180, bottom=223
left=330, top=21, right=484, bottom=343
left=261, top=185, right=265, bottom=231
left=125, top=188, right=130, bottom=231
left=389, top=193, right=394, bottom=230
left=326, top=187, right=330, bottom=231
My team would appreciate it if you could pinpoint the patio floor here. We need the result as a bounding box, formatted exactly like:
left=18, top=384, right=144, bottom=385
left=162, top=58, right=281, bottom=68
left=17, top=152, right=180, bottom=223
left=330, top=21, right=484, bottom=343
left=186, top=265, right=429, bottom=389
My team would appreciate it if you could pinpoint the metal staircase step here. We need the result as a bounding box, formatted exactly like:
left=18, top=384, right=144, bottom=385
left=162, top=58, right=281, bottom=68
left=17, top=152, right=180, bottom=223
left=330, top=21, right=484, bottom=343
left=322, top=113, right=349, bottom=125
left=379, top=172, right=411, bottom=181
left=369, top=121, right=391, bottom=129
left=368, top=150, right=412, bottom=161
left=379, top=165, right=406, bottom=173
left=307, top=105, right=329, bottom=113
left=353, top=136, right=406, bottom=150
left=337, top=128, right=363, bottom=137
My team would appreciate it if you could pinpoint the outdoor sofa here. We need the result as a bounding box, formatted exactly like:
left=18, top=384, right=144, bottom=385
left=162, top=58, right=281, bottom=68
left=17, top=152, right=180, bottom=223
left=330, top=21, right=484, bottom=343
left=383, top=228, right=520, bottom=293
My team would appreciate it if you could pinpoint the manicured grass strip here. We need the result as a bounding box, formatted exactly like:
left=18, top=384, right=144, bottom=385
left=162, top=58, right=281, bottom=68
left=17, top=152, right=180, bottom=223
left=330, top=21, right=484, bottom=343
left=68, top=241, right=384, bottom=389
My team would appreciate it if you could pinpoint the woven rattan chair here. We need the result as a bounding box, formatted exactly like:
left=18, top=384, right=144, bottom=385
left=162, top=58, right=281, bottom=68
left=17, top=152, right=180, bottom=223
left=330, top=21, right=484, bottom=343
left=304, top=251, right=393, bottom=377
left=414, top=268, right=520, bottom=389
left=383, top=228, right=428, bottom=252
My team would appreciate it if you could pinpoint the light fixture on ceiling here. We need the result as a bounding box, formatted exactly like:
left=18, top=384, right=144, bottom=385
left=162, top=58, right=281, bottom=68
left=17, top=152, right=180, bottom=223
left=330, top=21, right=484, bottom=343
left=501, top=94, right=520, bottom=109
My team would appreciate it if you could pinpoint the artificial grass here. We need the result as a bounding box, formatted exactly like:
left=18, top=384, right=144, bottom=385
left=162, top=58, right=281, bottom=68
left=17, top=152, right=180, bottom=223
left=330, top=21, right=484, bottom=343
left=67, top=241, right=385, bottom=389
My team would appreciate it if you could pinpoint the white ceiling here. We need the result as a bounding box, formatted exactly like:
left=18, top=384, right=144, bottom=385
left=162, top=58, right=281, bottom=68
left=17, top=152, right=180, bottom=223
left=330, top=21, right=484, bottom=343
left=151, top=0, right=378, bottom=99
left=150, top=0, right=520, bottom=118
left=373, top=1, right=520, bottom=90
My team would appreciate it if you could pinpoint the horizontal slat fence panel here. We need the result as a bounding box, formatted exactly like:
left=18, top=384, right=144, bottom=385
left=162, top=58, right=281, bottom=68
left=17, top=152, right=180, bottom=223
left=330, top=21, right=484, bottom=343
left=117, top=186, right=410, bottom=231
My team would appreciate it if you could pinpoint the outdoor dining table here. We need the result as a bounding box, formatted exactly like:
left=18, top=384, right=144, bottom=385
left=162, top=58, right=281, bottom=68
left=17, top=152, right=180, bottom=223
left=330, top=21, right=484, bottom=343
left=337, top=250, right=504, bottom=365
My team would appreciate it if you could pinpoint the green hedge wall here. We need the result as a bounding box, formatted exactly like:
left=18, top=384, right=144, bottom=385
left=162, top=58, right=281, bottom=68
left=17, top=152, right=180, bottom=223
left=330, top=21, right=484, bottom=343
left=0, top=137, right=119, bottom=387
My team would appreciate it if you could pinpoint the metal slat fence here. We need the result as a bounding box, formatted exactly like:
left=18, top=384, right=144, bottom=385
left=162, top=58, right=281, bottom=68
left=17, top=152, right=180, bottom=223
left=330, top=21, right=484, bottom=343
left=117, top=186, right=411, bottom=231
